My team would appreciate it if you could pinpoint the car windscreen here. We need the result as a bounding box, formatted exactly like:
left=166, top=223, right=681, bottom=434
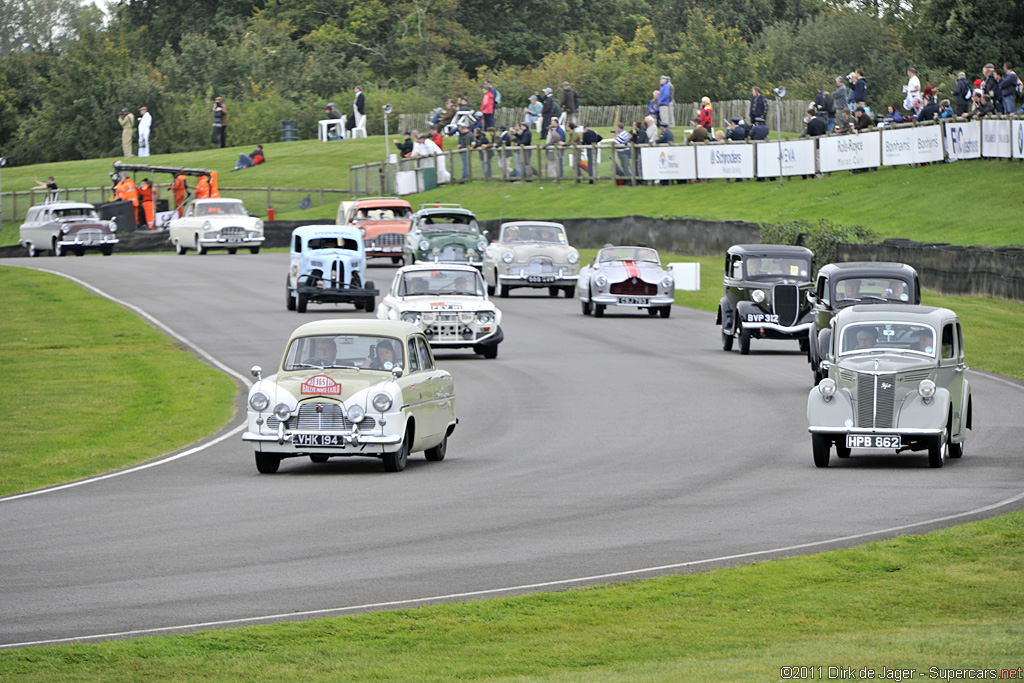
left=354, top=207, right=412, bottom=220
left=400, top=269, right=485, bottom=297
left=839, top=322, right=935, bottom=357
left=598, top=247, right=659, bottom=264
left=835, top=277, right=911, bottom=304
left=501, top=225, right=566, bottom=244
left=420, top=214, right=477, bottom=231
left=744, top=256, right=810, bottom=280
left=308, top=237, right=359, bottom=251
left=54, top=208, right=99, bottom=219
left=196, top=202, right=247, bottom=216
left=283, top=334, right=404, bottom=371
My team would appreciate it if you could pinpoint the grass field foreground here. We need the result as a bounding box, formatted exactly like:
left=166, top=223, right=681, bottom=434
left=1, top=509, right=1021, bottom=680
left=0, top=267, right=238, bottom=497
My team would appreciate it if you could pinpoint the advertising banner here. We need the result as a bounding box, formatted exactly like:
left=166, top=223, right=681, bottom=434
left=881, top=125, right=943, bottom=166
left=1012, top=120, right=1024, bottom=160
left=754, top=139, right=816, bottom=177
left=695, top=144, right=754, bottom=179
left=818, top=132, right=881, bottom=173
left=640, top=146, right=697, bottom=181
left=944, top=121, right=982, bottom=160
left=981, top=119, right=1011, bottom=158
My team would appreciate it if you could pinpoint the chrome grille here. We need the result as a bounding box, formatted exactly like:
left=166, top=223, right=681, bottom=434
left=72, top=229, right=104, bottom=244
left=856, top=372, right=895, bottom=428
left=371, top=233, right=405, bottom=247
left=267, top=403, right=377, bottom=431
left=440, top=245, right=465, bottom=260
left=434, top=313, right=460, bottom=322
left=329, top=259, right=345, bottom=287
left=902, top=371, right=931, bottom=382
left=839, top=370, right=856, bottom=382
left=526, top=258, right=554, bottom=274
left=772, top=284, right=799, bottom=326
left=610, top=280, right=657, bottom=295
left=219, top=226, right=247, bottom=237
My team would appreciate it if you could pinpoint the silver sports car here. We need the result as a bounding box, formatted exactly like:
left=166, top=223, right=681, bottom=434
left=577, top=245, right=675, bottom=317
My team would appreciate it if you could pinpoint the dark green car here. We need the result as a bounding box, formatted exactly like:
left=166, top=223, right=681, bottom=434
left=403, top=204, right=487, bottom=267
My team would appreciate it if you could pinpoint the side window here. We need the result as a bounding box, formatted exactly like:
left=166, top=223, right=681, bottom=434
left=955, top=323, right=964, bottom=361
left=724, top=254, right=731, bottom=277
left=941, top=323, right=955, bottom=359
left=406, top=339, right=420, bottom=373
left=817, top=276, right=829, bottom=304
left=293, top=235, right=302, bottom=253
left=417, top=338, right=434, bottom=370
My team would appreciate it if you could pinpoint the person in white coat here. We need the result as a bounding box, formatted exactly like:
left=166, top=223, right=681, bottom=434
left=138, top=106, right=152, bottom=157
left=411, top=134, right=450, bottom=183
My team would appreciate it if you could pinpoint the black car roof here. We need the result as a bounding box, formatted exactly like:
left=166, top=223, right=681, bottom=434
left=728, top=244, right=813, bottom=258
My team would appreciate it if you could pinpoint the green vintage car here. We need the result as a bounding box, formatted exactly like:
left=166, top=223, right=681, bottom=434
left=403, top=203, right=487, bottom=267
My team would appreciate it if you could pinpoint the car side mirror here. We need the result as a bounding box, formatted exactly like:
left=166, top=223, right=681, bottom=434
left=251, top=365, right=262, bottom=380
left=391, top=365, right=404, bottom=379
left=806, top=291, right=817, bottom=302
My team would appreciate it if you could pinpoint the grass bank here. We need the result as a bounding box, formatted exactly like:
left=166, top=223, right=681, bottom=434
left=2, top=509, right=1021, bottom=680
left=0, top=267, right=238, bottom=497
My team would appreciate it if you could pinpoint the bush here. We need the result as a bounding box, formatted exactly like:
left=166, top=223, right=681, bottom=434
left=760, top=219, right=875, bottom=272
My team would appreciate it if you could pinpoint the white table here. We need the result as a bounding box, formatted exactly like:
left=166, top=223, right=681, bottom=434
left=318, top=116, right=347, bottom=142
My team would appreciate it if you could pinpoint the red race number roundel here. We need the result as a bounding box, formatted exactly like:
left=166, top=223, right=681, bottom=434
left=300, top=375, right=341, bottom=395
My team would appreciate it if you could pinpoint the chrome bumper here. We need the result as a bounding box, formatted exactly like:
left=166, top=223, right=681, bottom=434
left=740, top=321, right=812, bottom=334
left=243, top=428, right=403, bottom=447
left=499, top=274, right=579, bottom=285
left=58, top=236, right=118, bottom=247
left=589, top=294, right=674, bottom=306
left=808, top=426, right=943, bottom=437
left=199, top=235, right=265, bottom=246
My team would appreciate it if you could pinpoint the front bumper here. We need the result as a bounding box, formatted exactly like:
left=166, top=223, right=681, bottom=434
left=417, top=255, right=484, bottom=267
left=199, top=235, right=265, bottom=247
left=499, top=273, right=579, bottom=287
left=297, top=284, right=378, bottom=303
left=243, top=425, right=403, bottom=454
left=740, top=320, right=812, bottom=336
left=58, top=235, right=118, bottom=248
left=367, top=245, right=404, bottom=256
left=589, top=294, right=674, bottom=307
left=425, top=324, right=503, bottom=348
left=808, top=426, right=943, bottom=437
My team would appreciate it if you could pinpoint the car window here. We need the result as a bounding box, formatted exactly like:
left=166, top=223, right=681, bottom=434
left=840, top=322, right=935, bottom=356
left=196, top=202, right=246, bottom=217
left=355, top=206, right=411, bottom=220
left=406, top=339, right=420, bottom=372
left=817, top=276, right=829, bottom=304
left=307, top=237, right=358, bottom=250
left=282, top=334, right=399, bottom=371
left=502, top=225, right=565, bottom=243
left=417, top=338, right=434, bottom=370
left=745, top=256, right=810, bottom=280
left=941, top=324, right=955, bottom=359
left=293, top=235, right=302, bottom=252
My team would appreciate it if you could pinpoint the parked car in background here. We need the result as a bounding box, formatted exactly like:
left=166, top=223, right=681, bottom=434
left=19, top=201, right=118, bottom=257
left=717, top=244, right=814, bottom=355
left=807, top=304, right=972, bottom=468
left=403, top=203, right=486, bottom=267
left=243, top=319, right=457, bottom=473
left=286, top=224, right=378, bottom=313
left=482, top=221, right=580, bottom=298
left=168, top=198, right=264, bottom=255
left=377, top=264, right=503, bottom=358
left=577, top=245, right=675, bottom=318
left=807, top=262, right=921, bottom=383
left=337, top=197, right=413, bottom=263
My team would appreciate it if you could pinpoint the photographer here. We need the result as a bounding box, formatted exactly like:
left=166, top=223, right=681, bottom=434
left=848, top=70, right=867, bottom=110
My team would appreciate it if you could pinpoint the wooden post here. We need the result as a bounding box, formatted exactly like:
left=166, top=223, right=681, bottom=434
left=319, top=188, right=324, bottom=206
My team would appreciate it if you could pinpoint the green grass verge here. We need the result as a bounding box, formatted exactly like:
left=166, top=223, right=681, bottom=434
left=2, top=509, right=1021, bottom=680
left=0, top=267, right=238, bottom=497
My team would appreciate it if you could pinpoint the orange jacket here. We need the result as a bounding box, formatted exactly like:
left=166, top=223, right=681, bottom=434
left=195, top=175, right=210, bottom=199
left=120, top=177, right=139, bottom=206
left=208, top=171, right=220, bottom=198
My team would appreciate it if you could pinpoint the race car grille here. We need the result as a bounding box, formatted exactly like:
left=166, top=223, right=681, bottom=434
left=525, top=258, right=555, bottom=274
left=268, top=404, right=377, bottom=431
left=856, top=372, right=896, bottom=428
left=219, top=226, right=247, bottom=237
left=71, top=229, right=105, bottom=244
left=434, top=313, right=460, bottom=322
left=772, top=284, right=799, bottom=326
left=439, top=245, right=465, bottom=260
left=610, top=280, right=657, bottom=295
left=371, top=233, right=404, bottom=247
left=329, top=260, right=345, bottom=286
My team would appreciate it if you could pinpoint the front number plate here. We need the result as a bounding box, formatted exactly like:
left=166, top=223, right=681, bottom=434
left=617, top=296, right=649, bottom=305
left=527, top=275, right=556, bottom=283
left=746, top=313, right=779, bottom=323
left=294, top=433, right=345, bottom=447
left=846, top=434, right=901, bottom=449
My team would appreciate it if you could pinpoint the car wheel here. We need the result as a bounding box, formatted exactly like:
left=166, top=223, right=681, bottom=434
left=647, top=307, right=658, bottom=316
left=296, top=292, right=308, bottom=313
left=196, top=237, right=207, bottom=255
left=425, top=433, right=447, bottom=462
left=175, top=240, right=187, bottom=255
left=53, top=239, right=65, bottom=257
left=487, top=283, right=495, bottom=296
left=563, top=286, right=574, bottom=297
left=383, top=425, right=412, bottom=472
left=227, top=248, right=237, bottom=255
left=498, top=281, right=509, bottom=298
left=659, top=305, right=671, bottom=318
left=392, top=255, right=403, bottom=264
left=474, top=344, right=498, bottom=359
left=594, top=303, right=605, bottom=318
left=101, top=245, right=113, bottom=256
left=928, top=429, right=947, bottom=468
left=362, top=281, right=376, bottom=312
left=812, top=434, right=830, bottom=468
left=249, top=247, right=260, bottom=254
left=949, top=439, right=964, bottom=459
left=834, top=438, right=851, bottom=458
left=548, top=286, right=559, bottom=297
left=255, top=452, right=280, bottom=474
left=74, top=248, right=85, bottom=256
left=739, top=327, right=751, bottom=355
left=286, top=277, right=296, bottom=311
left=721, top=308, right=734, bottom=351
left=798, top=336, right=809, bottom=353
left=581, top=299, right=592, bottom=316
left=309, top=455, right=329, bottom=464
left=27, top=243, right=40, bottom=257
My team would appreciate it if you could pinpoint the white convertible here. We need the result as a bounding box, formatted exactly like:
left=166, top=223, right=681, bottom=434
left=243, top=319, right=457, bottom=473
left=376, top=264, right=503, bottom=358
left=577, top=245, right=676, bottom=318
left=168, top=198, right=264, bottom=255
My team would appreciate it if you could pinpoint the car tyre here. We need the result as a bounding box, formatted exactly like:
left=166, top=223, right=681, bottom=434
left=659, top=305, right=671, bottom=318
left=475, top=344, right=498, bottom=359
left=392, top=255, right=403, bottom=265
left=647, top=307, right=658, bottom=316
left=249, top=247, right=261, bottom=254
left=53, top=239, right=65, bottom=257
left=581, top=299, right=592, bottom=316
left=196, top=237, right=207, bottom=255
left=383, top=425, right=412, bottom=472
left=28, top=243, right=40, bottom=257
left=309, top=455, right=329, bottom=464
left=594, top=303, right=605, bottom=318
left=834, top=438, right=851, bottom=458
left=721, top=307, right=734, bottom=351
left=928, top=430, right=947, bottom=468
left=548, top=286, right=560, bottom=297
left=101, top=245, right=113, bottom=256
left=255, top=452, right=280, bottom=474
left=175, top=241, right=187, bottom=255
left=812, top=434, right=830, bottom=468
left=739, top=327, right=751, bottom=355
left=425, top=433, right=447, bottom=462
left=498, top=281, right=509, bottom=298
left=362, top=281, right=376, bottom=312
left=798, top=336, right=809, bottom=353
left=74, top=248, right=85, bottom=256
left=563, top=286, right=574, bottom=297
left=296, top=292, right=308, bottom=313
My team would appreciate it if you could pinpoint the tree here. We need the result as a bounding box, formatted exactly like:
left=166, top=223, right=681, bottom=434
left=907, top=0, right=1024, bottom=72
left=0, top=0, right=104, bottom=54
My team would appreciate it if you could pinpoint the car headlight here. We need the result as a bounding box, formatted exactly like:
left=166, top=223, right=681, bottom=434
left=60, top=225, right=70, bottom=234
left=661, top=276, right=674, bottom=289
left=918, top=379, right=936, bottom=400
left=502, top=251, right=514, bottom=264
left=594, top=274, right=608, bottom=287
left=467, top=249, right=476, bottom=258
left=109, top=218, right=117, bottom=233
left=419, top=240, right=430, bottom=251
left=249, top=392, right=270, bottom=411
left=372, top=392, right=393, bottom=412
left=347, top=404, right=365, bottom=424
left=203, top=221, right=212, bottom=231
left=477, top=240, right=487, bottom=252
left=421, top=311, right=437, bottom=324
left=432, top=247, right=440, bottom=255
left=752, top=289, right=766, bottom=303
left=459, top=311, right=475, bottom=323
left=358, top=227, right=365, bottom=235
left=401, top=312, right=419, bottom=324
left=273, top=403, right=291, bottom=421
left=818, top=378, right=837, bottom=400
left=476, top=311, right=495, bottom=324
left=567, top=251, right=579, bottom=265
left=254, top=219, right=263, bottom=232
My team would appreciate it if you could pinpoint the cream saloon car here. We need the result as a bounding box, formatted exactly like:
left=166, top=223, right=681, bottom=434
left=482, top=221, right=580, bottom=298
left=376, top=264, right=503, bottom=358
left=243, top=320, right=457, bottom=473
left=168, top=198, right=265, bottom=254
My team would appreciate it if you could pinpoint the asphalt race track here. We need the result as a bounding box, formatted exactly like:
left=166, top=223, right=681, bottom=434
left=2, top=253, right=1023, bottom=648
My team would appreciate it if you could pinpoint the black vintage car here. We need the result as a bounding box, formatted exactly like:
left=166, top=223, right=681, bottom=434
left=807, top=261, right=921, bottom=383
left=717, top=244, right=814, bottom=355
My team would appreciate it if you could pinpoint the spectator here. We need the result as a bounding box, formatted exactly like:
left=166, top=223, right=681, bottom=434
left=714, top=129, right=726, bottom=141
left=351, top=86, right=365, bottom=134
left=580, top=123, right=602, bottom=183
left=560, top=81, right=580, bottom=127
left=494, top=126, right=514, bottom=177
left=32, top=176, right=59, bottom=201
left=657, top=76, right=675, bottom=127
left=967, top=92, right=995, bottom=119
left=324, top=102, right=343, bottom=140
left=457, top=124, right=473, bottom=180
left=981, top=64, right=998, bottom=103
left=480, top=86, right=495, bottom=131
left=903, top=68, right=921, bottom=111
left=727, top=116, right=749, bottom=141
left=698, top=96, right=712, bottom=133
left=917, top=94, right=940, bottom=122
left=849, top=69, right=867, bottom=109
left=644, top=115, right=658, bottom=143
left=118, top=108, right=135, bottom=158
left=938, top=99, right=954, bottom=119
left=540, top=88, right=558, bottom=132
left=749, top=117, right=769, bottom=140
left=836, top=109, right=854, bottom=134
left=749, top=87, right=767, bottom=123
left=655, top=121, right=674, bottom=144
left=525, top=95, right=542, bottom=131
left=629, top=120, right=648, bottom=183
left=232, top=144, right=265, bottom=170
left=411, top=133, right=450, bottom=183
left=544, top=121, right=562, bottom=178
left=395, top=131, right=413, bottom=158
left=437, top=99, right=458, bottom=132
left=818, top=87, right=835, bottom=131
left=1000, top=63, right=1018, bottom=114
left=688, top=119, right=710, bottom=143
left=648, top=90, right=660, bottom=121
left=513, top=122, right=534, bottom=178
left=431, top=125, right=444, bottom=151
left=833, top=76, right=849, bottom=115
left=806, top=108, right=827, bottom=136
left=211, top=96, right=227, bottom=148
left=991, top=70, right=1004, bottom=112
left=611, top=122, right=631, bottom=179
left=953, top=72, right=972, bottom=116
left=853, top=106, right=872, bottom=132
left=882, top=104, right=904, bottom=124
left=474, top=126, right=493, bottom=178
left=138, top=106, right=152, bottom=157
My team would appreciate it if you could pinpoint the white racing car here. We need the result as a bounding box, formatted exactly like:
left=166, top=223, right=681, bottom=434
left=577, top=245, right=676, bottom=317
left=376, top=264, right=503, bottom=358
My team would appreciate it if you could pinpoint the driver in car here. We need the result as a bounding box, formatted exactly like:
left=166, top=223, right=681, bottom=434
left=504, top=226, right=520, bottom=242
left=406, top=278, right=427, bottom=295
left=841, top=279, right=861, bottom=301
left=304, top=338, right=337, bottom=366
left=453, top=277, right=469, bottom=294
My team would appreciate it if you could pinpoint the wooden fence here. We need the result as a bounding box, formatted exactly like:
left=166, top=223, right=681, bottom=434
left=399, top=99, right=814, bottom=136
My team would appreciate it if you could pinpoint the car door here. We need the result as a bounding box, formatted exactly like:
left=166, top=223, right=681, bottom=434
left=936, top=320, right=963, bottom=433
left=414, top=336, right=443, bottom=441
